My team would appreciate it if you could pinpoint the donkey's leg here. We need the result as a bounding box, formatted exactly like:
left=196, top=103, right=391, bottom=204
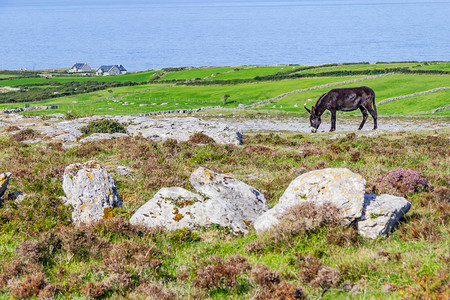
left=358, top=107, right=368, bottom=130
left=330, top=110, right=336, bottom=132
left=367, top=105, right=378, bottom=130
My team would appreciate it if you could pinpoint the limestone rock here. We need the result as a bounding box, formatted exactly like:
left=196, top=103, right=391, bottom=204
left=79, top=132, right=129, bottom=143
left=130, top=187, right=209, bottom=230
left=357, top=194, right=411, bottom=239
left=190, top=167, right=268, bottom=232
left=62, top=161, right=122, bottom=224
left=254, top=168, right=365, bottom=234
left=0, top=172, right=12, bottom=198
left=126, top=117, right=242, bottom=145
left=131, top=168, right=268, bottom=233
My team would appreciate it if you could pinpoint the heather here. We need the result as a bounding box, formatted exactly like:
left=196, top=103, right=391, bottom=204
left=0, top=127, right=448, bottom=299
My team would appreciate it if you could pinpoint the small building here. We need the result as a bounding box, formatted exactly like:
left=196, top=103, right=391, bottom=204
left=69, top=62, right=91, bottom=73
left=96, top=65, right=127, bottom=76
left=117, top=64, right=127, bottom=74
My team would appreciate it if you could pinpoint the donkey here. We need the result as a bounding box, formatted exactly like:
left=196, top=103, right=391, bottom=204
left=304, top=86, right=377, bottom=132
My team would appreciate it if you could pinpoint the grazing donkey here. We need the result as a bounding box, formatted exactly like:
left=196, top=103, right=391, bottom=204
left=304, top=86, right=377, bottom=132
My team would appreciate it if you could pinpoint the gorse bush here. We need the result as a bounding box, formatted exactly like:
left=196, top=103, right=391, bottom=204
left=80, top=119, right=127, bottom=135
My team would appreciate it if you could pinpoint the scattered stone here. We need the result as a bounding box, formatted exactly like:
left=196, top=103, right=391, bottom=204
left=254, top=168, right=365, bottom=234
left=79, top=132, right=129, bottom=143
left=357, top=194, right=411, bottom=239
left=8, top=191, right=26, bottom=203
left=52, top=133, right=78, bottom=143
left=116, top=166, right=133, bottom=176
left=131, top=168, right=268, bottom=233
left=126, top=117, right=243, bottom=145
left=0, top=172, right=12, bottom=198
left=22, top=138, right=43, bottom=144
left=190, top=167, right=268, bottom=232
left=130, top=187, right=209, bottom=230
left=62, top=161, right=122, bottom=224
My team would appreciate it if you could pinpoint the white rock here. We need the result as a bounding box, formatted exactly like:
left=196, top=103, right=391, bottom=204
left=79, top=132, right=129, bottom=143
left=131, top=168, right=268, bottom=233
left=130, top=187, right=209, bottom=230
left=62, top=161, right=122, bottom=224
left=254, top=168, right=365, bottom=234
left=126, top=117, right=242, bottom=145
left=357, top=194, right=411, bottom=239
left=190, top=167, right=268, bottom=233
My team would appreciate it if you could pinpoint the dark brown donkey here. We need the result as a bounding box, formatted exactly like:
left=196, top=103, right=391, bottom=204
left=304, top=86, right=377, bottom=132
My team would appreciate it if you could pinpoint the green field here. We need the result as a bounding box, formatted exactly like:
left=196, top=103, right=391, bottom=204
left=207, top=65, right=299, bottom=80
left=158, top=66, right=238, bottom=81
left=0, top=70, right=161, bottom=86
left=1, top=61, right=449, bottom=117
left=291, top=62, right=438, bottom=75
left=258, top=74, right=450, bottom=116
left=5, top=76, right=364, bottom=115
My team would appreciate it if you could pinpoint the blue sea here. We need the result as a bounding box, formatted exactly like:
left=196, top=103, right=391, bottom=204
left=0, top=0, right=449, bottom=71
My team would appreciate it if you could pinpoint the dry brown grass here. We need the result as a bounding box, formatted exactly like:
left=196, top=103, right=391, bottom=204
left=193, top=255, right=250, bottom=290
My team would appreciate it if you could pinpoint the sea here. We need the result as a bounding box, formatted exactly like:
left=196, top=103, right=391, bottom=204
left=0, top=0, right=449, bottom=71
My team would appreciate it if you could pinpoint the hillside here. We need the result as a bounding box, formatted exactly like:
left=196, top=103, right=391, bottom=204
left=0, top=62, right=449, bottom=299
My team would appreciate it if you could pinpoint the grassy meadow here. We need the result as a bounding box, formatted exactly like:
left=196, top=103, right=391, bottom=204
left=0, top=127, right=448, bottom=299
left=0, top=61, right=449, bottom=299
left=0, top=61, right=449, bottom=117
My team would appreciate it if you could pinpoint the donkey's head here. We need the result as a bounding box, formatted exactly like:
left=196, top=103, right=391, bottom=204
left=304, top=106, right=321, bottom=133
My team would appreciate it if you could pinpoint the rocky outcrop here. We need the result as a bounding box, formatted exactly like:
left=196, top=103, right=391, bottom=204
left=126, top=117, right=242, bottom=145
left=357, top=194, right=411, bottom=239
left=189, top=167, right=268, bottom=227
left=129, top=187, right=209, bottom=230
left=62, top=161, right=122, bottom=224
left=130, top=167, right=268, bottom=233
left=254, top=168, right=365, bottom=233
left=0, top=172, right=12, bottom=198
left=253, top=168, right=412, bottom=239
left=79, top=132, right=129, bottom=143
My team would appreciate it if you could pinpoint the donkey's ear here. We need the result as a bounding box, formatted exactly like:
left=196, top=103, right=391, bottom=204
left=304, top=106, right=311, bottom=114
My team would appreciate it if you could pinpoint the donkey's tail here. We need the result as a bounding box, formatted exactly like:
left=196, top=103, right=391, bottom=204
left=372, top=91, right=377, bottom=114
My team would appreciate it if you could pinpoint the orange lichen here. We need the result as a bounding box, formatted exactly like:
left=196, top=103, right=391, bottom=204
left=173, top=214, right=183, bottom=222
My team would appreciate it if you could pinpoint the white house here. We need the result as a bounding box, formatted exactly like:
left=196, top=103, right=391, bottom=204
left=96, top=65, right=127, bottom=76
left=69, top=62, right=91, bottom=73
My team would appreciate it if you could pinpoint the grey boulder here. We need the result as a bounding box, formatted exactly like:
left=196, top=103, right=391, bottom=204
left=62, top=161, right=122, bottom=224
left=190, top=167, right=268, bottom=232
left=126, top=117, right=243, bottom=145
left=254, top=168, right=365, bottom=234
left=129, top=187, right=209, bottom=230
left=357, top=194, right=411, bottom=239
left=130, top=167, right=268, bottom=233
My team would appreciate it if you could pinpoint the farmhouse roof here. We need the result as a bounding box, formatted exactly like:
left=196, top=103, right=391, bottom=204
left=117, top=64, right=127, bottom=72
left=71, top=62, right=86, bottom=69
left=97, top=65, right=116, bottom=72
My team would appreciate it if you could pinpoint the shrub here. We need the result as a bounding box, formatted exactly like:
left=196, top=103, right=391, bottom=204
left=60, top=226, right=110, bottom=261
left=11, top=128, right=40, bottom=142
left=82, top=281, right=110, bottom=298
left=188, top=132, right=215, bottom=144
left=265, top=202, right=342, bottom=246
left=370, top=168, right=430, bottom=197
left=193, top=255, right=250, bottom=291
left=11, top=272, right=47, bottom=299
left=251, top=265, right=280, bottom=287
left=80, top=119, right=127, bottom=135
left=133, top=282, right=176, bottom=299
